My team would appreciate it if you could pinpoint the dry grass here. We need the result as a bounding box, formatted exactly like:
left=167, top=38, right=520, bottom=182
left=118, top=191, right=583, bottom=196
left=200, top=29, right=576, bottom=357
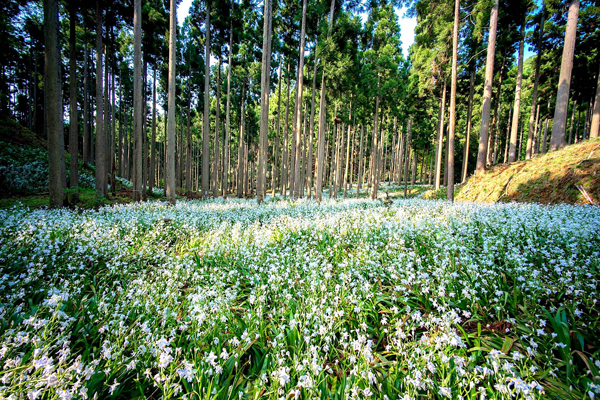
left=456, top=138, right=600, bottom=205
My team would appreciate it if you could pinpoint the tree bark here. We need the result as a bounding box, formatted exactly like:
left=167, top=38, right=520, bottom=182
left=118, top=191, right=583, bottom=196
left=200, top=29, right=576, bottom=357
left=213, top=58, right=222, bottom=197
left=45, top=0, right=63, bottom=206
left=434, top=80, right=446, bottom=189
left=508, top=19, right=525, bottom=162
left=83, top=43, right=90, bottom=166
left=370, top=77, right=382, bottom=200
left=356, top=124, right=365, bottom=196
left=166, top=0, right=177, bottom=204
left=133, top=0, right=143, bottom=201
left=223, top=22, right=233, bottom=197
left=462, top=70, right=475, bottom=183
left=550, top=0, right=579, bottom=151
left=95, top=0, right=106, bottom=199
left=291, top=0, right=307, bottom=199
left=447, top=0, right=459, bottom=200
left=257, top=0, right=272, bottom=203
left=282, top=63, right=291, bottom=197
left=590, top=65, right=600, bottom=139
left=526, top=9, right=544, bottom=159
left=202, top=2, right=211, bottom=197
left=150, top=68, right=157, bottom=194
left=69, top=3, right=78, bottom=189
left=307, top=59, right=318, bottom=198
left=314, top=0, right=335, bottom=202
left=315, top=71, right=326, bottom=202
left=237, top=82, right=246, bottom=197
left=403, top=118, right=412, bottom=197
left=475, top=0, right=499, bottom=173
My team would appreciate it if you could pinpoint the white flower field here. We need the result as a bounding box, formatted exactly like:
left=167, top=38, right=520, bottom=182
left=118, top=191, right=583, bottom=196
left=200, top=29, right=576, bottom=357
left=0, top=198, right=599, bottom=399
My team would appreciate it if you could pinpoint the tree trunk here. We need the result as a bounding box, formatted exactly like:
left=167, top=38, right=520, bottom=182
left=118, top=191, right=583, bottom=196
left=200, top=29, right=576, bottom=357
left=526, top=9, right=544, bottom=159
left=237, top=83, right=246, bottom=198
left=94, top=0, right=105, bottom=199
left=202, top=3, right=211, bottom=197
left=223, top=22, right=233, bottom=197
left=307, top=59, right=318, bottom=198
left=356, top=124, right=365, bottom=196
left=273, top=61, right=283, bottom=195
left=541, top=118, right=549, bottom=153
left=434, top=80, right=446, bottom=189
left=133, top=0, right=143, bottom=201
left=533, top=103, right=541, bottom=153
left=314, top=0, right=335, bottom=202
left=150, top=67, right=157, bottom=194
left=508, top=19, right=525, bottom=162
left=462, top=70, right=475, bottom=183
left=568, top=100, right=577, bottom=144
left=83, top=43, right=90, bottom=166
left=590, top=65, right=600, bottom=139
left=257, top=0, right=272, bottom=203
left=166, top=0, right=177, bottom=204
left=282, top=63, right=291, bottom=197
left=315, top=71, right=327, bottom=202
left=45, top=0, right=63, bottom=206
left=475, top=0, right=499, bottom=173
left=504, top=107, right=511, bottom=163
left=289, top=0, right=307, bottom=198
left=403, top=118, right=412, bottom=197
left=550, top=0, right=579, bottom=151
left=370, top=78, right=382, bottom=200
left=69, top=3, right=78, bottom=189
left=111, top=62, right=116, bottom=196
left=447, top=0, right=459, bottom=200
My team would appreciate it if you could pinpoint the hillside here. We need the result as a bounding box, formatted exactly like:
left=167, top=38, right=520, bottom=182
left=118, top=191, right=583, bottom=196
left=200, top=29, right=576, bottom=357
left=456, top=138, right=600, bottom=205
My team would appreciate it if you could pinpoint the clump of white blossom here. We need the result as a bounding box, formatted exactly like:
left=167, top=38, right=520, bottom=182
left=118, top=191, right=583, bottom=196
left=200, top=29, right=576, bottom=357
left=0, top=198, right=598, bottom=399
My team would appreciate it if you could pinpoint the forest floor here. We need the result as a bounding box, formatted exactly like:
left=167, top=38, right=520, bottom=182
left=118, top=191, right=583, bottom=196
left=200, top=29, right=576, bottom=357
left=1, top=197, right=599, bottom=399
left=454, top=138, right=600, bottom=205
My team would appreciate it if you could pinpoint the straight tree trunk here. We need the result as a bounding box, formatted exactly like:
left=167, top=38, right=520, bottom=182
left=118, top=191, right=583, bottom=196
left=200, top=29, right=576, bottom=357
left=550, top=0, right=579, bottom=151
left=533, top=103, right=541, bottom=153
left=292, top=0, right=307, bottom=199
left=69, top=3, right=78, bottom=189
left=282, top=63, right=291, bottom=197
left=237, top=83, right=246, bottom=197
left=475, top=0, right=499, bottom=173
left=315, top=0, right=336, bottom=202
left=166, top=0, right=177, bottom=204
left=356, top=124, right=365, bottom=196
left=273, top=62, right=283, bottom=195
left=447, top=0, right=459, bottom=200
left=202, top=3, right=211, bottom=197
left=45, top=0, right=63, bottom=206
left=307, top=59, right=318, bottom=198
left=133, top=0, right=143, bottom=201
left=568, top=100, right=577, bottom=144
left=370, top=78, right=382, bottom=200
left=541, top=118, right=549, bottom=153
left=95, top=0, right=106, bottom=199
left=223, top=22, right=233, bottom=197
left=403, top=118, right=413, bottom=197
left=526, top=8, right=544, bottom=159
left=150, top=68, right=157, bottom=194
left=504, top=108, right=511, bottom=163
left=83, top=43, right=90, bottom=165
left=434, top=80, right=446, bottom=189
left=315, top=71, right=327, bottom=202
left=111, top=62, right=116, bottom=196
left=462, top=70, right=475, bottom=183
left=508, top=19, right=525, bottom=162
left=590, top=65, right=600, bottom=138
left=257, top=0, right=272, bottom=203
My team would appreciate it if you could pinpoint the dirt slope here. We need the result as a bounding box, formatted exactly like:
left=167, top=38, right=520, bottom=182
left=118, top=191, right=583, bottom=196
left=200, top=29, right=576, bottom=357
left=456, top=138, right=600, bottom=205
